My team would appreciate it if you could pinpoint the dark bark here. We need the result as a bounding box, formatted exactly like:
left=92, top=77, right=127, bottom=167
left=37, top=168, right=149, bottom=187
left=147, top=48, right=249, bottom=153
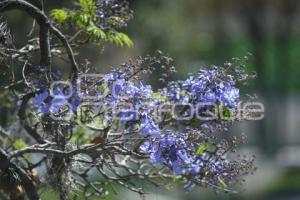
left=18, top=91, right=47, bottom=144
left=0, top=148, right=40, bottom=200
left=0, top=0, right=78, bottom=77
left=0, top=0, right=51, bottom=68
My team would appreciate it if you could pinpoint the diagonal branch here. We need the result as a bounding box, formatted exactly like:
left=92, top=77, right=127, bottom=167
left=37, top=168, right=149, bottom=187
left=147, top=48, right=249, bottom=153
left=51, top=25, right=79, bottom=79
left=0, top=0, right=51, bottom=67
left=0, top=0, right=79, bottom=77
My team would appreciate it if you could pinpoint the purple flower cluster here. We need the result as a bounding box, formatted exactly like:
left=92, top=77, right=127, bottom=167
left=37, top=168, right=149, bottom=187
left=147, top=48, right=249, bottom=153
left=139, top=130, right=237, bottom=191
left=162, top=69, right=240, bottom=108
left=140, top=115, right=160, bottom=137
left=140, top=132, right=199, bottom=175
left=33, top=86, right=80, bottom=115
left=87, top=68, right=245, bottom=191
left=30, top=61, right=253, bottom=192
left=103, top=72, right=154, bottom=116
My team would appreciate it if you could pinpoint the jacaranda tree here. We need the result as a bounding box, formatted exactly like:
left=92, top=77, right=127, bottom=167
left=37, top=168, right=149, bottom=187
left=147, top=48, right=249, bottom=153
left=0, top=0, right=257, bottom=199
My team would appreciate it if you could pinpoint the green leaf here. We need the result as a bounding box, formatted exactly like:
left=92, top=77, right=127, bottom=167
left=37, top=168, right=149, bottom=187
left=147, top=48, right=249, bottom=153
left=117, top=32, right=134, bottom=47
left=51, top=1, right=132, bottom=50
left=218, top=177, right=228, bottom=190
left=71, top=126, right=90, bottom=144
left=50, top=9, right=69, bottom=23
left=98, top=84, right=109, bottom=97
left=220, top=105, right=235, bottom=121
left=180, top=90, right=188, bottom=96
left=86, top=24, right=107, bottom=40
left=78, top=0, right=96, bottom=16
left=107, top=32, right=134, bottom=47
left=172, top=176, right=181, bottom=183
left=13, top=139, right=28, bottom=150
left=195, top=141, right=210, bottom=155
left=86, top=117, right=107, bottom=130
left=152, top=92, right=167, bottom=101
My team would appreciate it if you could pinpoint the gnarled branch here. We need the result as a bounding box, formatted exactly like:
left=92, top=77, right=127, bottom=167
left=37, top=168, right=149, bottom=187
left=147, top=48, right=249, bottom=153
left=0, top=148, right=40, bottom=200
left=0, top=0, right=79, bottom=77
left=0, top=0, right=51, bottom=67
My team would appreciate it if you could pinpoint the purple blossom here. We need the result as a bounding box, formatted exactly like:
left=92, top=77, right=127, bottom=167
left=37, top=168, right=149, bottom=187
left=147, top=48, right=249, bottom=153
left=33, top=90, right=50, bottom=114
left=33, top=85, right=81, bottom=114
left=220, top=85, right=239, bottom=107
left=141, top=133, right=198, bottom=175
left=140, top=115, right=160, bottom=137
left=28, top=56, right=254, bottom=193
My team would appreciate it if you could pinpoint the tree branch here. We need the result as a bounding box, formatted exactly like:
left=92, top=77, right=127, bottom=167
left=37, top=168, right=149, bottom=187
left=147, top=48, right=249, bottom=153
left=0, top=0, right=79, bottom=77
left=0, top=0, right=51, bottom=67
left=51, top=25, right=79, bottom=79
left=0, top=148, right=40, bottom=200
left=18, top=91, right=47, bottom=144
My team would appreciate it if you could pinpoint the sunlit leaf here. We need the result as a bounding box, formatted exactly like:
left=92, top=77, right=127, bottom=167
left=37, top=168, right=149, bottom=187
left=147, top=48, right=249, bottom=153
left=13, top=139, right=28, bottom=150
left=50, top=9, right=69, bottom=23
left=195, top=141, right=210, bottom=155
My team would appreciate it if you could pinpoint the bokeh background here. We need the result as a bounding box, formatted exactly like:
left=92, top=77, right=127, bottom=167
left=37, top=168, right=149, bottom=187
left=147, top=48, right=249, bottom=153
left=2, top=0, right=300, bottom=199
